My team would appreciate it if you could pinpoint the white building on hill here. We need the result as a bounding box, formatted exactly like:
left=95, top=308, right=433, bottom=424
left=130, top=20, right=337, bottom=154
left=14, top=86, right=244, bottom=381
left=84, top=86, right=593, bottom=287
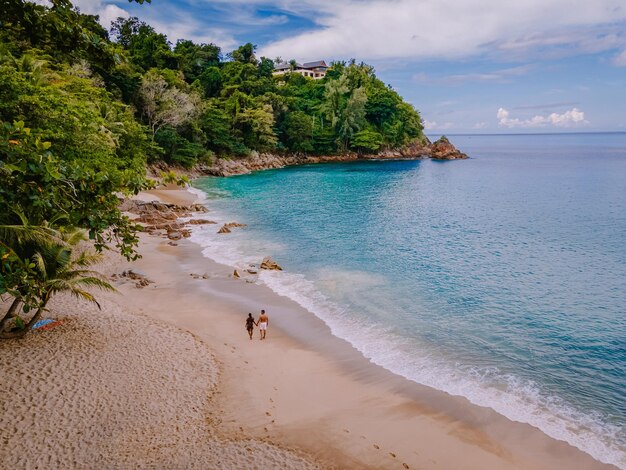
left=273, top=60, right=328, bottom=79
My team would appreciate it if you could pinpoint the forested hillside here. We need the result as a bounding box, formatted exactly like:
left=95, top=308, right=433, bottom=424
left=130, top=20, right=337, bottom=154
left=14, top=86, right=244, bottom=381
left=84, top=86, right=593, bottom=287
left=2, top=0, right=426, bottom=169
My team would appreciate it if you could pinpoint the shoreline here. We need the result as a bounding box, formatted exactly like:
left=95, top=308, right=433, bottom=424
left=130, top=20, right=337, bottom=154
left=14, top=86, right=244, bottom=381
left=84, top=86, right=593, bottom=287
left=122, top=186, right=615, bottom=469
left=0, top=184, right=618, bottom=469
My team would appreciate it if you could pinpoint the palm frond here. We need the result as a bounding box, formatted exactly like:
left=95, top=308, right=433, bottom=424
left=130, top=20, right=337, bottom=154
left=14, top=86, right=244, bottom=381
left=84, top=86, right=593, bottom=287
left=31, top=251, right=47, bottom=278
left=0, top=225, right=61, bottom=248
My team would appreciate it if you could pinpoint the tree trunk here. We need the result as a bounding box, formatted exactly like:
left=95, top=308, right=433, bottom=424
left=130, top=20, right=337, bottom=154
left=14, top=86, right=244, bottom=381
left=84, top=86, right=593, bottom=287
left=0, top=298, right=22, bottom=332
left=0, top=297, right=47, bottom=340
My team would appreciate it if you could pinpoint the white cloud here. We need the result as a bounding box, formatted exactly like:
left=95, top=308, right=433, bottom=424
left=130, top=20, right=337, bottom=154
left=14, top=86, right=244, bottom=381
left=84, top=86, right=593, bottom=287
left=414, top=64, right=534, bottom=84
left=65, top=0, right=130, bottom=28
left=146, top=14, right=238, bottom=49
left=497, top=107, right=589, bottom=128
left=259, top=0, right=626, bottom=62
left=473, top=122, right=487, bottom=129
left=98, top=5, right=129, bottom=28
left=424, top=120, right=453, bottom=130
left=613, top=49, right=626, bottom=66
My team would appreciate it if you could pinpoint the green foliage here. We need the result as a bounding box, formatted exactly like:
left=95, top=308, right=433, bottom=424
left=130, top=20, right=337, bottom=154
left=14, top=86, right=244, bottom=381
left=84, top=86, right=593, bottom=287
left=234, top=104, right=277, bottom=151
left=159, top=171, right=190, bottom=187
left=110, top=17, right=178, bottom=71
left=155, top=127, right=207, bottom=168
left=0, top=223, right=115, bottom=337
left=352, top=129, right=384, bottom=153
left=280, top=111, right=313, bottom=152
left=174, top=39, right=221, bottom=83
left=230, top=43, right=257, bottom=65
left=0, top=120, right=145, bottom=260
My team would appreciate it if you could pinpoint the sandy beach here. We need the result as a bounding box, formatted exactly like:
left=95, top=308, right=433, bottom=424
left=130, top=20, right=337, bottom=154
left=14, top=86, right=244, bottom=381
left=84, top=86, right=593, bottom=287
left=0, top=185, right=617, bottom=469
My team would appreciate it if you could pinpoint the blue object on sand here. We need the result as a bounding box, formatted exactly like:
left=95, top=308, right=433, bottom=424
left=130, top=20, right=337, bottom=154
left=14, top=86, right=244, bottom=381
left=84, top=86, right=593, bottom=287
left=32, top=319, right=55, bottom=330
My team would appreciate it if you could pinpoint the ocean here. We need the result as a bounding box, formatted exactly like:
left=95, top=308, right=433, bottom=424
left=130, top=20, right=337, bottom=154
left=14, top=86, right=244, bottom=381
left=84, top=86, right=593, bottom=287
left=191, top=133, right=626, bottom=468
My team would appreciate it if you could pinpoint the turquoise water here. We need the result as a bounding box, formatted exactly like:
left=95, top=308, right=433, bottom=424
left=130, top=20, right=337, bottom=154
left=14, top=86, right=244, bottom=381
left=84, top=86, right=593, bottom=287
left=192, top=133, right=626, bottom=467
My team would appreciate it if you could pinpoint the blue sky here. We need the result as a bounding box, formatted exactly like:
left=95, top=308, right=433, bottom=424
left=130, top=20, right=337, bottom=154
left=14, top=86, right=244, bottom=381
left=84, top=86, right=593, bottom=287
left=73, top=0, right=626, bottom=133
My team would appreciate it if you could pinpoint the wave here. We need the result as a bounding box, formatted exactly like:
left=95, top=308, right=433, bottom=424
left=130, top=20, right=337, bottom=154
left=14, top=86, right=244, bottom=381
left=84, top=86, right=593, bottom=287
left=186, top=185, right=626, bottom=469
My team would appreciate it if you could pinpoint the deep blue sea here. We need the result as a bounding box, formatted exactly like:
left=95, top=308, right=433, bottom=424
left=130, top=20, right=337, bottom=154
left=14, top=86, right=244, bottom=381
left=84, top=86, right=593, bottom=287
left=192, top=133, right=626, bottom=468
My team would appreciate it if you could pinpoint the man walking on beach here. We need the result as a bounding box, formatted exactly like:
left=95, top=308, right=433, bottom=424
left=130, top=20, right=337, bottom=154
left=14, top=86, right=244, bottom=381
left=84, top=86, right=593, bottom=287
left=245, top=313, right=255, bottom=340
left=257, top=309, right=269, bottom=340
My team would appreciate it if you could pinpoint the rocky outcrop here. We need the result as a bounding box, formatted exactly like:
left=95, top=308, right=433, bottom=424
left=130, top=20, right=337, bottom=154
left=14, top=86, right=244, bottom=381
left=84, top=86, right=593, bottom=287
left=260, top=257, right=282, bottom=271
left=199, top=138, right=467, bottom=177
left=202, top=152, right=359, bottom=177
left=112, top=269, right=154, bottom=288
left=120, top=198, right=207, bottom=240
left=217, top=222, right=246, bottom=234
left=428, top=136, right=468, bottom=160
left=188, top=219, right=216, bottom=225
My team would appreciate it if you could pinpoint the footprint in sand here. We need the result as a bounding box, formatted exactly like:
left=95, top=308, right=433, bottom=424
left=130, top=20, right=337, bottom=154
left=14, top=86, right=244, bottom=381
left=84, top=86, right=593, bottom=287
left=269, top=398, right=273, bottom=403
left=360, top=435, right=366, bottom=440
left=266, top=411, right=272, bottom=416
left=389, top=452, right=396, bottom=458
left=342, top=429, right=349, bottom=433
left=373, top=444, right=380, bottom=450
left=402, top=463, right=409, bottom=469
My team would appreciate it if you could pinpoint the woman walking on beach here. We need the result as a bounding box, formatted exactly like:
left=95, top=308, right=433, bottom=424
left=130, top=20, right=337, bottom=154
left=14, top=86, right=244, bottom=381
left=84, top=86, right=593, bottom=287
left=245, top=313, right=255, bottom=340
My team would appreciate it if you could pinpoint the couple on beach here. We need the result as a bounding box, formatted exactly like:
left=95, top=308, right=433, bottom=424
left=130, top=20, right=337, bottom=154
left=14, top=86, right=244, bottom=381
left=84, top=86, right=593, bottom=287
left=246, top=310, right=268, bottom=340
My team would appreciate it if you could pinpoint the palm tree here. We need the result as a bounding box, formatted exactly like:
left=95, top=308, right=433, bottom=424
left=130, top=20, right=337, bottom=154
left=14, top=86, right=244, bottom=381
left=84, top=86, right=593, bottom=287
left=0, top=224, right=115, bottom=339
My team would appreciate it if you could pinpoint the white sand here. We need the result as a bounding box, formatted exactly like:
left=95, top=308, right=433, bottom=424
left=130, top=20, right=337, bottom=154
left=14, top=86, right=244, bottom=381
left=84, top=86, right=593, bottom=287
left=0, top=283, right=318, bottom=469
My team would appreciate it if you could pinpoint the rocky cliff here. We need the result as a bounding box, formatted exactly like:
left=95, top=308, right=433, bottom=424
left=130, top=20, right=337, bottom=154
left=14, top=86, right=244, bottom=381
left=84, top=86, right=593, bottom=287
left=153, top=137, right=467, bottom=178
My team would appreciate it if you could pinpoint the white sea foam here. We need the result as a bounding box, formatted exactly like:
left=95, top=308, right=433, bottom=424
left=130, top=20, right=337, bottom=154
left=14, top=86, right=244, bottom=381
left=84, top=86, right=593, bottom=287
left=187, top=185, right=209, bottom=203
left=186, top=185, right=626, bottom=469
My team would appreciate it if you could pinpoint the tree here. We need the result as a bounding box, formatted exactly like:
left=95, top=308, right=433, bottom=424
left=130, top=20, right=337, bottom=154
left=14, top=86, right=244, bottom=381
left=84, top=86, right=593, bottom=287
left=0, top=224, right=115, bottom=339
left=138, top=70, right=200, bottom=139
left=365, top=86, right=400, bottom=127
left=234, top=104, right=277, bottom=151
left=174, top=39, right=221, bottom=83
left=199, top=102, right=247, bottom=155
left=337, top=87, right=367, bottom=149
left=351, top=129, right=383, bottom=153
left=0, top=118, right=145, bottom=260
left=258, top=57, right=275, bottom=78
left=280, top=111, right=313, bottom=152
left=230, top=43, right=257, bottom=65
left=321, top=74, right=349, bottom=129
left=110, top=17, right=178, bottom=71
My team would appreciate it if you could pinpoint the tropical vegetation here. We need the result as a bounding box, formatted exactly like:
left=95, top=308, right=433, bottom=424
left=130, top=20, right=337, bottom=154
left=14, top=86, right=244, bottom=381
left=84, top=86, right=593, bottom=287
left=0, top=0, right=427, bottom=336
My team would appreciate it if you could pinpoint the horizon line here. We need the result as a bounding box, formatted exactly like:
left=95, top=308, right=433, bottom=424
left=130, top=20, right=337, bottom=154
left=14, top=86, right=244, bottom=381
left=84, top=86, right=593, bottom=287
left=426, top=131, right=626, bottom=137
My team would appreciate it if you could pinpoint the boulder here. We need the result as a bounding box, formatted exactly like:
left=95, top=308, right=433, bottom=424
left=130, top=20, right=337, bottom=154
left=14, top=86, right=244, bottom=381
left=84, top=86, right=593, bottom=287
left=429, top=136, right=468, bottom=160
left=167, top=231, right=182, bottom=240
left=233, top=269, right=240, bottom=278
left=189, top=204, right=208, bottom=213
left=223, top=222, right=247, bottom=229
left=189, top=219, right=216, bottom=225
left=217, top=225, right=231, bottom=234
left=260, top=257, right=282, bottom=271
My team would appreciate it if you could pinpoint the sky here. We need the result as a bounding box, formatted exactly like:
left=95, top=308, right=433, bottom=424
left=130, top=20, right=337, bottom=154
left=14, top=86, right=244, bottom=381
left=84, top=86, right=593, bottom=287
left=70, top=0, right=626, bottom=133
